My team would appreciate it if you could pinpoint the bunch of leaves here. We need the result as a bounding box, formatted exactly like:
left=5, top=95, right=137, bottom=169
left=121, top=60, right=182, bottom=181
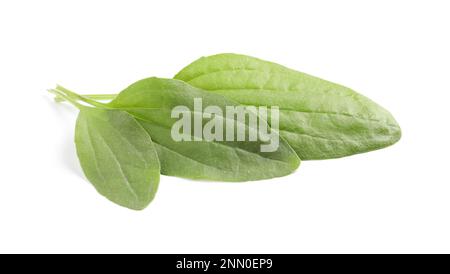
left=50, top=53, right=401, bottom=210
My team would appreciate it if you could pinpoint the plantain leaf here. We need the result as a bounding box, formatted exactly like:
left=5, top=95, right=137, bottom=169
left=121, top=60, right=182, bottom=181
left=75, top=107, right=160, bottom=210
left=106, top=77, right=300, bottom=181
left=174, top=53, right=401, bottom=160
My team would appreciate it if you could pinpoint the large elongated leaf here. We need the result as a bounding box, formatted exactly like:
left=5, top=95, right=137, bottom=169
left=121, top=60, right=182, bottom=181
left=174, top=53, right=401, bottom=160
left=75, top=107, right=160, bottom=210
left=106, top=77, right=300, bottom=181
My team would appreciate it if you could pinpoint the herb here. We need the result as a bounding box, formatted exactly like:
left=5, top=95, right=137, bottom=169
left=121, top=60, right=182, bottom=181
left=106, top=78, right=300, bottom=181
left=49, top=88, right=160, bottom=210
left=174, top=53, right=402, bottom=160
left=49, top=53, right=402, bottom=210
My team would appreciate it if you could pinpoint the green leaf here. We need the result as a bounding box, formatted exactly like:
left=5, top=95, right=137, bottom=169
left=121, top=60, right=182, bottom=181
left=174, top=53, right=401, bottom=160
left=75, top=106, right=160, bottom=210
left=106, top=77, right=300, bottom=182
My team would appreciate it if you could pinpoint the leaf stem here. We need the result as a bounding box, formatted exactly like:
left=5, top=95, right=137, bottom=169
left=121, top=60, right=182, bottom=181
left=55, top=93, right=117, bottom=102
left=48, top=89, right=84, bottom=109
left=55, top=85, right=106, bottom=108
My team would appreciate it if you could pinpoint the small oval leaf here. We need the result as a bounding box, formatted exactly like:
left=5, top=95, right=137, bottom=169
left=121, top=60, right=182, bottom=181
left=75, top=107, right=160, bottom=210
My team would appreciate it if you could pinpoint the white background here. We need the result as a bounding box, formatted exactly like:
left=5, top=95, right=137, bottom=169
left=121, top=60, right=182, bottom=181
left=0, top=0, right=449, bottom=253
